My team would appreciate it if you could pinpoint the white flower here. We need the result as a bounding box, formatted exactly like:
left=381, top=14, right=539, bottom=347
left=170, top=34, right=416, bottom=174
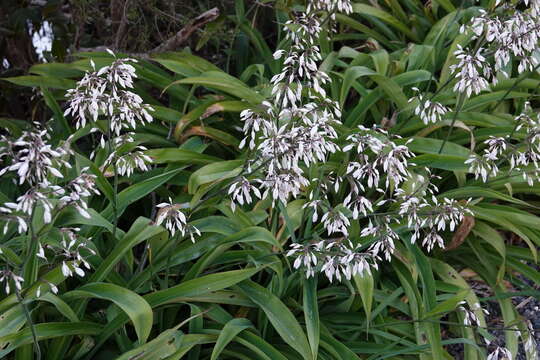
left=303, top=197, right=324, bottom=223
left=65, top=57, right=153, bottom=136
left=450, top=46, right=492, bottom=97
left=0, top=127, right=69, bottom=186
left=287, top=242, right=322, bottom=278
left=155, top=198, right=200, bottom=241
left=362, top=218, right=399, bottom=261
left=343, top=193, right=373, bottom=219
left=487, top=346, right=512, bottom=360
left=422, top=229, right=445, bottom=252
left=0, top=204, right=28, bottom=234
left=458, top=301, right=489, bottom=327
left=58, top=169, right=100, bottom=219
left=0, top=270, right=24, bottom=294
left=156, top=198, right=187, bottom=236
left=228, top=177, right=262, bottom=212
left=321, top=209, right=350, bottom=236
left=54, top=228, right=96, bottom=278
left=409, top=89, right=449, bottom=124
left=465, top=154, right=499, bottom=182
left=106, top=147, right=153, bottom=177
left=522, top=320, right=538, bottom=358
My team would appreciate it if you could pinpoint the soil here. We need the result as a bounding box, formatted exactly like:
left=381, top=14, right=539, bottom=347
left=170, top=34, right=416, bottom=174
left=445, top=264, right=540, bottom=359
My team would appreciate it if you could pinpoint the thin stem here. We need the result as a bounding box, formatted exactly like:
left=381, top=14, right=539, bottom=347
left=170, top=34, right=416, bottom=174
left=112, top=164, right=119, bottom=239
left=106, top=126, right=119, bottom=240
left=22, top=201, right=39, bottom=282
left=438, top=93, right=465, bottom=154
left=15, top=289, right=41, bottom=360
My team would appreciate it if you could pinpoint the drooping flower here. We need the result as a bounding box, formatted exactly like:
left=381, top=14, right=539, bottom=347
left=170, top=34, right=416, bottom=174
left=155, top=198, right=200, bottom=242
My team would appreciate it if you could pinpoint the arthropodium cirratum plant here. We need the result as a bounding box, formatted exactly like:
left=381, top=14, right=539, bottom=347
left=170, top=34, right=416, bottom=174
left=228, top=0, right=540, bottom=358
left=0, top=51, right=162, bottom=358
left=1, top=0, right=540, bottom=359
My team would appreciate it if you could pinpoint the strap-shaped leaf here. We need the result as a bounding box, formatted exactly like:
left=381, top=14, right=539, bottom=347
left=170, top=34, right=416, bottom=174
left=63, top=283, right=153, bottom=344
left=236, top=280, right=313, bottom=360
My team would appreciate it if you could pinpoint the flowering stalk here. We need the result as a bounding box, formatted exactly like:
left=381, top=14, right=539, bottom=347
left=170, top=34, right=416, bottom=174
left=15, top=286, right=41, bottom=359
left=64, top=49, right=154, bottom=238
left=226, top=1, right=473, bottom=284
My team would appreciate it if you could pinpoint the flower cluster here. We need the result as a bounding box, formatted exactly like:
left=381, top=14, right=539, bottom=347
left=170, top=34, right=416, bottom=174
left=155, top=198, right=200, bottom=242
left=36, top=227, right=96, bottom=279
left=64, top=50, right=154, bottom=177
left=467, top=103, right=540, bottom=185
left=0, top=126, right=69, bottom=186
left=450, top=45, right=492, bottom=97
left=230, top=1, right=350, bottom=211
left=64, top=53, right=153, bottom=136
left=229, top=1, right=471, bottom=283
left=0, top=270, right=24, bottom=295
left=486, top=346, right=512, bottom=360
left=287, top=239, right=379, bottom=282
left=522, top=320, right=539, bottom=359
left=409, top=88, right=449, bottom=125
left=288, top=127, right=471, bottom=279
left=454, top=0, right=540, bottom=97
left=0, top=126, right=99, bottom=232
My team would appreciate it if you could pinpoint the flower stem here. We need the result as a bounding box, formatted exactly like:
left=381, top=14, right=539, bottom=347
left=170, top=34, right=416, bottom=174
left=16, top=288, right=41, bottom=360
left=438, top=93, right=465, bottom=154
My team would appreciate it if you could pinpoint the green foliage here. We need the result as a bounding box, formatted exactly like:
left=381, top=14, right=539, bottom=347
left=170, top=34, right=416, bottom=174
left=0, top=1, right=539, bottom=359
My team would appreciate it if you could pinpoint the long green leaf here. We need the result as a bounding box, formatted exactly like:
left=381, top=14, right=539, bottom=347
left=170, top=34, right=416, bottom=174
left=63, top=283, right=153, bottom=343
left=236, top=280, right=312, bottom=360
left=211, top=318, right=253, bottom=360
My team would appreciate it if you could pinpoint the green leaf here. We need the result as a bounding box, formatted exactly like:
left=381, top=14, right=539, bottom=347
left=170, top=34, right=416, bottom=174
left=56, top=207, right=118, bottom=236
left=303, top=276, right=320, bottom=360
left=412, top=154, right=469, bottom=171
left=352, top=4, right=419, bottom=42
left=174, top=71, right=265, bottom=104
left=146, top=148, right=220, bottom=165
left=441, top=187, right=531, bottom=207
left=424, top=290, right=469, bottom=318
left=0, top=306, right=25, bottom=338
left=2, top=76, right=76, bottom=89
left=101, top=168, right=183, bottom=220
left=335, top=15, right=393, bottom=49
left=236, top=280, right=312, bottom=360
left=87, top=269, right=261, bottom=359
left=472, top=205, right=538, bottom=262
left=188, top=160, right=242, bottom=194
left=153, top=52, right=221, bottom=77
left=354, top=272, right=374, bottom=325
left=211, top=318, right=253, bottom=360
left=29, top=62, right=83, bottom=78
left=407, top=137, right=470, bottom=158
left=38, top=293, right=79, bottom=322
left=146, top=268, right=263, bottom=306
left=63, top=283, right=153, bottom=344
left=90, top=217, right=165, bottom=282
left=369, top=74, right=410, bottom=109
left=432, top=0, right=456, bottom=12
left=407, top=244, right=444, bottom=360
left=115, top=328, right=184, bottom=360
left=41, top=87, right=71, bottom=140
left=0, top=322, right=103, bottom=358
left=339, top=66, right=375, bottom=107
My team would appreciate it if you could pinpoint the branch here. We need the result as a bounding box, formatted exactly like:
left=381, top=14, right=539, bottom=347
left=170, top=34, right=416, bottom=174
left=78, top=7, right=220, bottom=58
left=149, top=7, right=219, bottom=54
